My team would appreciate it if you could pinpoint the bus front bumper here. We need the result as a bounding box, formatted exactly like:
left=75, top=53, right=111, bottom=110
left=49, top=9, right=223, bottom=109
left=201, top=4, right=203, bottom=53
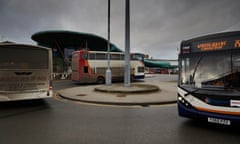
left=178, top=102, right=240, bottom=126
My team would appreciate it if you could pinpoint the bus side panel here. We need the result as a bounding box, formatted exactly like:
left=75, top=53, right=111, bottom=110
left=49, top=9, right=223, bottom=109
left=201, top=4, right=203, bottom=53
left=71, top=51, right=144, bottom=83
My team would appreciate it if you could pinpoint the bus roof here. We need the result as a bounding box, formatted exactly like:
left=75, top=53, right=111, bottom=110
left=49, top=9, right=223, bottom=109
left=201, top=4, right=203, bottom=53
left=182, top=31, right=240, bottom=44
left=0, top=42, right=51, bottom=50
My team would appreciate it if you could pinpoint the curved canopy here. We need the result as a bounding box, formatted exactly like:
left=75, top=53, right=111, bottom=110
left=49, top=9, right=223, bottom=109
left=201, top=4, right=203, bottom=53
left=31, top=30, right=122, bottom=52
left=144, top=59, right=177, bottom=69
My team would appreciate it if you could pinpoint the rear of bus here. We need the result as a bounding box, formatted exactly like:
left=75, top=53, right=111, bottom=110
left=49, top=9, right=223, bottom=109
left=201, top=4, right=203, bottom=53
left=131, top=54, right=145, bottom=80
left=0, top=43, right=52, bottom=101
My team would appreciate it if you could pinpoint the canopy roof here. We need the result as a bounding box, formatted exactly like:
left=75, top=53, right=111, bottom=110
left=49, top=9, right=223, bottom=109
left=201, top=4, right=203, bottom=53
left=31, top=30, right=122, bottom=52
left=144, top=59, right=178, bottom=69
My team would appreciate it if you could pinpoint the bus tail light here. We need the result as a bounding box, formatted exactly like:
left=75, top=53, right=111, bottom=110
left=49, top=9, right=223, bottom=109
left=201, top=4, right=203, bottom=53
left=47, top=81, right=53, bottom=96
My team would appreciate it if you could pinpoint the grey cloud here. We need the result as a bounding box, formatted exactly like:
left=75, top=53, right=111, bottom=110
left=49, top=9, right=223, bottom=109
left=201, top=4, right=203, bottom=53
left=1, top=0, right=240, bottom=59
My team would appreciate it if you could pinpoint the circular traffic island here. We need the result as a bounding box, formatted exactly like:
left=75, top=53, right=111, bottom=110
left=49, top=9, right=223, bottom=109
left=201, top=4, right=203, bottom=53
left=94, top=83, right=160, bottom=94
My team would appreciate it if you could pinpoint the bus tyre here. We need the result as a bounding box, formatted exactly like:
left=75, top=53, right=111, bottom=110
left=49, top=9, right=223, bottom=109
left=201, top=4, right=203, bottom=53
left=97, top=76, right=105, bottom=84
left=131, top=75, right=135, bottom=82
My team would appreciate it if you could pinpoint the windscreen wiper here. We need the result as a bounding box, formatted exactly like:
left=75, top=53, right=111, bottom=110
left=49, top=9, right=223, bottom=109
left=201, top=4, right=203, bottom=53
left=184, top=56, right=203, bottom=96
left=190, top=56, right=203, bottom=84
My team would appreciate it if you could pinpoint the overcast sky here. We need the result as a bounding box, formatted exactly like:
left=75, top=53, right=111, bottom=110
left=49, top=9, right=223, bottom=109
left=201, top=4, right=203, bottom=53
left=1, top=0, right=240, bottom=59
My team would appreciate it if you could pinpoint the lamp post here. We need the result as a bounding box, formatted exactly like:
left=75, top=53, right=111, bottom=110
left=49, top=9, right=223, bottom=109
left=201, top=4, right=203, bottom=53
left=124, top=0, right=130, bottom=87
left=106, top=0, right=112, bottom=85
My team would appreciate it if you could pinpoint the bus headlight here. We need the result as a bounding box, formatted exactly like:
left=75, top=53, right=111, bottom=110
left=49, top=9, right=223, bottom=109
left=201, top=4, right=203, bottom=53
left=178, top=94, right=193, bottom=108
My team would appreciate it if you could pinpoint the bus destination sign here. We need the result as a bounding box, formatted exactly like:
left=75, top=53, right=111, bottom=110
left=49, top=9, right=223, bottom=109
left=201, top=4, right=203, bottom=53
left=189, top=38, right=240, bottom=53
left=197, top=41, right=226, bottom=51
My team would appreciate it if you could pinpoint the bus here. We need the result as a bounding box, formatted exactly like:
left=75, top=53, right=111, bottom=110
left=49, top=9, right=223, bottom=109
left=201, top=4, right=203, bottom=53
left=0, top=43, right=53, bottom=101
left=71, top=50, right=145, bottom=84
left=178, top=31, right=240, bottom=125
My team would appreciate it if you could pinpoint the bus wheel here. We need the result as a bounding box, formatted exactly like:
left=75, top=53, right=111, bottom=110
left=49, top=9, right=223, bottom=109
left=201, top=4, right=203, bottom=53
left=131, top=75, right=135, bottom=82
left=97, top=76, right=105, bottom=84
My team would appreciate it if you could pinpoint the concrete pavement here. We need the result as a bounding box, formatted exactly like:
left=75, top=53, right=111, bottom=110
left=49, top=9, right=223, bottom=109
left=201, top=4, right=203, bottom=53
left=57, top=81, right=177, bottom=106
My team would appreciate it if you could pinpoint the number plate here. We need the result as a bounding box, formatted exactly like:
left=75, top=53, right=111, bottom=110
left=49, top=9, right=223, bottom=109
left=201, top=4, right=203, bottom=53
left=230, top=100, right=240, bottom=107
left=208, top=117, right=231, bottom=125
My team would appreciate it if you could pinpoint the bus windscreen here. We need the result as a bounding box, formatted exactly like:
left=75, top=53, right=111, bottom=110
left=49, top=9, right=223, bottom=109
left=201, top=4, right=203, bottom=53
left=0, top=46, right=49, bottom=69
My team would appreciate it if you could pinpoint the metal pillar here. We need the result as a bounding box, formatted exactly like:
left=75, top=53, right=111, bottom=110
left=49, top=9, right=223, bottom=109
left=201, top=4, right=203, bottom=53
left=124, top=0, right=130, bottom=87
left=106, top=0, right=112, bottom=85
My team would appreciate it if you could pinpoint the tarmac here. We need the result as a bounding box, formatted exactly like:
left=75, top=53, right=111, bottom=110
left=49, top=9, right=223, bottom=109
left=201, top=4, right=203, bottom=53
left=57, top=77, right=177, bottom=106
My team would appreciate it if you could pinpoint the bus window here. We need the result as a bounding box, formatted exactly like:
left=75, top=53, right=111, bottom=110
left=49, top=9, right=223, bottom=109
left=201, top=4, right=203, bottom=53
left=89, top=53, right=95, bottom=60
left=111, top=54, right=121, bottom=60
left=82, top=53, right=88, bottom=60
left=96, top=53, right=106, bottom=60
left=181, top=57, right=190, bottom=84
left=84, top=66, right=88, bottom=73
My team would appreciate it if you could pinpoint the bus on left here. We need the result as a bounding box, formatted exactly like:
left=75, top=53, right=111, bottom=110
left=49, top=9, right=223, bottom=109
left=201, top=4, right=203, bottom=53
left=0, top=42, right=53, bottom=101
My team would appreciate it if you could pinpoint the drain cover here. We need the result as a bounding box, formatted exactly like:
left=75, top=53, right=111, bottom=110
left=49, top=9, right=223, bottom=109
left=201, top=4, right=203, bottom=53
left=116, top=94, right=126, bottom=97
left=76, top=94, right=86, bottom=96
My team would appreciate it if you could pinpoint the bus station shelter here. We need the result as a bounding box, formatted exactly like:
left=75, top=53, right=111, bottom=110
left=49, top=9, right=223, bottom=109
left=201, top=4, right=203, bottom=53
left=31, top=30, right=122, bottom=78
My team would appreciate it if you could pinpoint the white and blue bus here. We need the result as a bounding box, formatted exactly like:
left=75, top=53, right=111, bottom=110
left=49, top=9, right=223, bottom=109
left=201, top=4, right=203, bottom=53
left=0, top=43, right=53, bottom=101
left=178, top=31, right=240, bottom=125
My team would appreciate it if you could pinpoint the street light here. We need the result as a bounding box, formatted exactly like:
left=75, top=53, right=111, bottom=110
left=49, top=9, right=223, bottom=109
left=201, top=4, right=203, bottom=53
left=124, top=0, right=130, bottom=87
left=105, top=0, right=112, bottom=85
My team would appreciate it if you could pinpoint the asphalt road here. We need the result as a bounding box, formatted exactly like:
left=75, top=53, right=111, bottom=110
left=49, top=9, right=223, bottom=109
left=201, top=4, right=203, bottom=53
left=0, top=75, right=240, bottom=144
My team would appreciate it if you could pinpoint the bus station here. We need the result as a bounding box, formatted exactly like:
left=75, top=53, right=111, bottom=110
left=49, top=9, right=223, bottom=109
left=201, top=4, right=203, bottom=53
left=31, top=30, right=122, bottom=79
left=32, top=30, right=178, bottom=80
left=1, top=0, right=240, bottom=143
